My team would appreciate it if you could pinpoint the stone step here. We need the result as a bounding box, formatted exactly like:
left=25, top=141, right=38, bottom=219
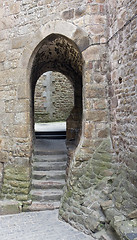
left=33, top=154, right=68, bottom=162
left=35, top=131, right=66, bottom=139
left=30, top=189, right=63, bottom=202
left=24, top=201, right=60, bottom=212
left=33, top=162, right=66, bottom=171
left=32, top=170, right=66, bottom=180
left=34, top=149, right=67, bottom=155
left=32, top=179, right=65, bottom=189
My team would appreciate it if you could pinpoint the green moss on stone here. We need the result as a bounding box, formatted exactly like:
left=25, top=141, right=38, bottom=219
left=2, top=164, right=31, bottom=202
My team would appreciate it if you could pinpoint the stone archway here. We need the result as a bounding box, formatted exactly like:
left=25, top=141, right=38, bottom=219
left=22, top=20, right=90, bottom=153
left=30, top=33, right=83, bottom=146
left=22, top=21, right=91, bottom=212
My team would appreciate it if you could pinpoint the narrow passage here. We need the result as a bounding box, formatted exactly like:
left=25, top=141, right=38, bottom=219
left=29, top=122, right=68, bottom=211
left=0, top=123, right=94, bottom=240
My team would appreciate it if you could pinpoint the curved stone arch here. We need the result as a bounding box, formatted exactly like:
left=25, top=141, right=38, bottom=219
left=20, top=20, right=90, bottom=72
left=21, top=20, right=90, bottom=148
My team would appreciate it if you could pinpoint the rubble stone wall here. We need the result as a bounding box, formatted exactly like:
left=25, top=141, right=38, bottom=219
left=104, top=0, right=137, bottom=237
left=34, top=72, right=74, bottom=123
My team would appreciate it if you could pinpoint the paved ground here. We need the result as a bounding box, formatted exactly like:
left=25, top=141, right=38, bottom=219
left=35, top=122, right=66, bottom=132
left=0, top=210, right=95, bottom=240
left=34, top=139, right=67, bottom=155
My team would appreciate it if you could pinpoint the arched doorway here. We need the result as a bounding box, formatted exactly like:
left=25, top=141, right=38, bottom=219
left=30, top=33, right=83, bottom=148
left=9, top=20, right=91, bottom=213
left=27, top=33, right=83, bottom=209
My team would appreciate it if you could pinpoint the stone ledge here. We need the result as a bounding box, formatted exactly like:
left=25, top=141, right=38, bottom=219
left=0, top=200, right=22, bottom=215
left=111, top=216, right=137, bottom=240
left=100, top=201, right=137, bottom=240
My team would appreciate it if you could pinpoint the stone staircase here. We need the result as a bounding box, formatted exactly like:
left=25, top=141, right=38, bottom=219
left=28, top=139, right=68, bottom=211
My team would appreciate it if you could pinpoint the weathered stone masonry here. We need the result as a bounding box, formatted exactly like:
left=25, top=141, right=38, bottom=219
left=0, top=0, right=136, bottom=239
left=34, top=71, right=74, bottom=123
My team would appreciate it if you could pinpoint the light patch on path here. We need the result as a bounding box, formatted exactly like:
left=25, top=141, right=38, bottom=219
left=35, top=122, right=66, bottom=132
left=0, top=210, right=95, bottom=240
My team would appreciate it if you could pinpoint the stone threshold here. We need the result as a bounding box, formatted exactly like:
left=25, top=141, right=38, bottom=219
left=0, top=200, right=22, bottom=215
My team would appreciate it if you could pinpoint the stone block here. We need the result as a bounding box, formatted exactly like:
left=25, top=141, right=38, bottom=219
left=126, top=233, right=137, bottom=240
left=10, top=2, right=20, bottom=14
left=15, top=99, right=29, bottom=113
left=0, top=30, right=7, bottom=41
left=130, top=32, right=137, bottom=45
left=0, top=200, right=22, bottom=215
left=94, top=74, right=105, bottom=83
left=5, top=100, right=15, bottom=113
left=14, top=112, right=29, bottom=125
left=100, top=200, right=114, bottom=211
left=0, top=151, right=8, bottom=162
left=90, top=4, right=99, bottom=14
left=84, top=211, right=100, bottom=232
left=0, top=162, right=3, bottom=187
left=1, top=16, right=15, bottom=30
left=0, top=7, right=4, bottom=19
left=111, top=97, right=118, bottom=108
left=75, top=6, right=86, bottom=17
left=96, top=0, right=105, bottom=3
left=84, top=122, right=94, bottom=138
left=1, top=163, right=31, bottom=201
left=94, top=15, right=106, bottom=25
left=90, top=25, right=105, bottom=35
left=112, top=218, right=137, bottom=240
left=0, top=51, right=6, bottom=62
left=94, top=99, right=107, bottom=109
left=12, top=35, right=31, bottom=49
left=86, top=110, right=108, bottom=122
left=98, top=128, right=109, bottom=138
left=20, top=48, right=32, bottom=68
left=83, top=45, right=101, bottom=61
left=72, top=28, right=89, bottom=51
left=128, top=209, right=137, bottom=219
left=0, top=100, right=5, bottom=112
left=62, top=9, right=74, bottom=20
left=44, top=0, right=52, bottom=4
left=86, top=86, right=105, bottom=98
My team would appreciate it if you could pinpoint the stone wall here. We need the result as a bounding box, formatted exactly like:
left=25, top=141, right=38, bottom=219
left=0, top=0, right=136, bottom=239
left=104, top=0, right=137, bottom=237
left=60, top=0, right=137, bottom=238
left=60, top=42, right=112, bottom=235
left=34, top=71, right=74, bottom=123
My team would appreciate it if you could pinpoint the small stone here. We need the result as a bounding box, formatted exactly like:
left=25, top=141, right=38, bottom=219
left=101, top=200, right=114, bottom=210
left=128, top=209, right=137, bottom=219
left=126, top=233, right=137, bottom=240
left=0, top=151, right=8, bottom=162
left=62, top=9, right=74, bottom=20
left=98, top=128, right=109, bottom=138
left=75, top=6, right=85, bottom=17
left=111, top=97, right=118, bottom=108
